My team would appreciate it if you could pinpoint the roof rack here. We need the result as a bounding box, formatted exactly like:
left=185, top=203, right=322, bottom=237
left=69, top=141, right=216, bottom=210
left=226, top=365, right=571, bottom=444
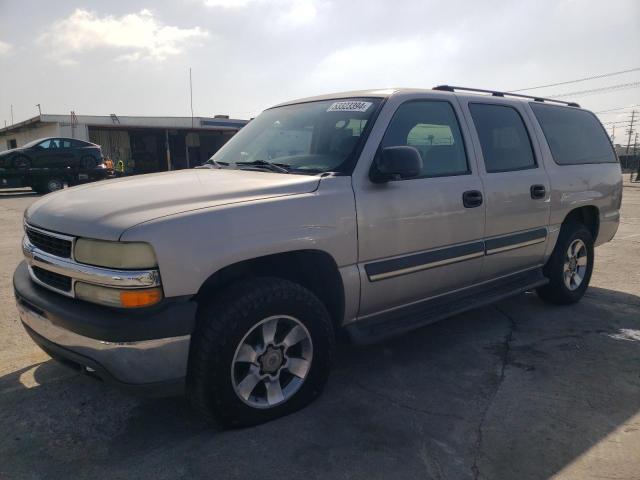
left=432, top=85, right=580, bottom=108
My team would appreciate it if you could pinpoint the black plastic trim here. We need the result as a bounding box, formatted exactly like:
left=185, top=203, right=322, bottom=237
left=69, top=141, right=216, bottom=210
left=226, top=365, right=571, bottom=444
left=13, top=261, right=197, bottom=342
left=365, top=227, right=549, bottom=282
left=485, top=228, right=547, bottom=253
left=365, top=241, right=485, bottom=281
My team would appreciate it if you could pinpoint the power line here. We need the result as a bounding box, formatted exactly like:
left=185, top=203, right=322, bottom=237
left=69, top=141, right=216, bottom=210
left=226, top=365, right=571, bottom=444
left=601, top=120, right=631, bottom=125
left=595, top=104, right=640, bottom=114
left=548, top=81, right=640, bottom=98
left=510, top=67, right=640, bottom=92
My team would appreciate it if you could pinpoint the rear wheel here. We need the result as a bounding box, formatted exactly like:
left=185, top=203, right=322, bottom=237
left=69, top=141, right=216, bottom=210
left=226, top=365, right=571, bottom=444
left=188, top=277, right=335, bottom=428
left=537, top=223, right=594, bottom=304
left=44, top=178, right=64, bottom=193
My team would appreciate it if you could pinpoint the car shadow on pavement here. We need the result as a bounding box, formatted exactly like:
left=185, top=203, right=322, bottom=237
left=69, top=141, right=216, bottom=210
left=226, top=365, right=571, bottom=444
left=0, top=286, right=639, bottom=480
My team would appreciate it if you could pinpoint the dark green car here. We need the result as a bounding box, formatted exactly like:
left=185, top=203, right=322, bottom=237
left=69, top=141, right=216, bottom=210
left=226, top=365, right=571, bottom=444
left=0, top=137, right=112, bottom=193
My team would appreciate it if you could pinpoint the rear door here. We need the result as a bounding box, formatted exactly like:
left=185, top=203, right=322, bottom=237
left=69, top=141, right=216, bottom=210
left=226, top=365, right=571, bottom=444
left=461, top=100, right=550, bottom=279
left=352, top=96, right=486, bottom=317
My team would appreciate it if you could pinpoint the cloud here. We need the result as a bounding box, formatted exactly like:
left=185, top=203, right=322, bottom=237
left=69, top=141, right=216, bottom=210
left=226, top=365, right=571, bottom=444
left=282, top=0, right=316, bottom=25
left=0, top=40, right=13, bottom=56
left=204, top=0, right=254, bottom=7
left=308, top=34, right=462, bottom=91
left=39, top=9, right=208, bottom=62
left=203, top=0, right=317, bottom=25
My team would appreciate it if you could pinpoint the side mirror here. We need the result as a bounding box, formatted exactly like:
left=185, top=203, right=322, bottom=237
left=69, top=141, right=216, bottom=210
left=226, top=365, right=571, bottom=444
left=371, top=146, right=423, bottom=183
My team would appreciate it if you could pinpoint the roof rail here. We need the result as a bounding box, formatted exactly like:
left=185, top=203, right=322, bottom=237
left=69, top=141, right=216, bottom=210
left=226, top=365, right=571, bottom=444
left=432, top=85, right=580, bottom=108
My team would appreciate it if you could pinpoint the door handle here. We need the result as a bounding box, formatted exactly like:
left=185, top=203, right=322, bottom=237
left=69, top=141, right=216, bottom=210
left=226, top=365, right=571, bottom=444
left=530, top=184, right=546, bottom=199
left=462, top=190, right=483, bottom=208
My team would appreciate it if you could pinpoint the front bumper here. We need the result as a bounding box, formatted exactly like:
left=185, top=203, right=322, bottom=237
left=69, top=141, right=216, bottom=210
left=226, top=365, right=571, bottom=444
left=14, top=261, right=198, bottom=394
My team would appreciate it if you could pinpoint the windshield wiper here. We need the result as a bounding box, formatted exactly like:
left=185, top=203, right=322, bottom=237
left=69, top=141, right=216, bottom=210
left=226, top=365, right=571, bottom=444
left=235, top=160, right=290, bottom=174
left=195, top=160, right=229, bottom=169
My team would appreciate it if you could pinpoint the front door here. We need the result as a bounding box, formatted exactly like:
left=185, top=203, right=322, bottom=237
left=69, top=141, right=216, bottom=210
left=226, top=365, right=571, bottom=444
left=462, top=100, right=551, bottom=280
left=33, top=139, right=72, bottom=169
left=353, top=98, right=486, bottom=317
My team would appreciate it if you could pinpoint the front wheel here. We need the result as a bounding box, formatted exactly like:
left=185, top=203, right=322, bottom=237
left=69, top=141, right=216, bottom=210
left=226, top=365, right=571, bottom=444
left=537, top=223, right=594, bottom=305
left=188, top=277, right=335, bottom=428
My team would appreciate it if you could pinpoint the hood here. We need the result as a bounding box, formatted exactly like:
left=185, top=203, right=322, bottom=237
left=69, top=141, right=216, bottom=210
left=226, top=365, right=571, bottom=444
left=26, top=169, right=321, bottom=240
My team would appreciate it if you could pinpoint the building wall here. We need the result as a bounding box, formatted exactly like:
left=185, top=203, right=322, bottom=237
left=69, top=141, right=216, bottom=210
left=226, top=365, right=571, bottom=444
left=0, top=123, right=61, bottom=152
left=59, top=124, right=90, bottom=142
left=89, top=129, right=132, bottom=164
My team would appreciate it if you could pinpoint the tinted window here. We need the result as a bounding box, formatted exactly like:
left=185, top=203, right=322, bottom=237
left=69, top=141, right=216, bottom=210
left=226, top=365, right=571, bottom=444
left=61, top=140, right=72, bottom=148
left=381, top=101, right=468, bottom=177
left=469, top=104, right=536, bottom=173
left=530, top=103, right=616, bottom=165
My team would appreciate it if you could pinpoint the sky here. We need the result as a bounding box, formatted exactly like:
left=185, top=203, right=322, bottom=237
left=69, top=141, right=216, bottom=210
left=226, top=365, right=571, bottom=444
left=0, top=0, right=638, bottom=143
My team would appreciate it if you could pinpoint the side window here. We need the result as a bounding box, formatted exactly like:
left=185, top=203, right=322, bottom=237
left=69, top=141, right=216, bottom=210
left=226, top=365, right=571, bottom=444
left=469, top=104, right=536, bottom=173
left=36, top=140, right=51, bottom=149
left=530, top=103, right=616, bottom=165
left=61, top=139, right=72, bottom=148
left=380, top=101, right=469, bottom=178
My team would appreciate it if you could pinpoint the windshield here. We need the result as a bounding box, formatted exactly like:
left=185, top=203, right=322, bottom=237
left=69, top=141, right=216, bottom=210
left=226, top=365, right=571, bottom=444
left=206, top=98, right=381, bottom=174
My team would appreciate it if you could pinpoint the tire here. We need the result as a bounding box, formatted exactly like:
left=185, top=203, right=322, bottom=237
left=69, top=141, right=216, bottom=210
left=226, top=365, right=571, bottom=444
left=44, top=178, right=64, bottom=193
left=188, top=277, right=335, bottom=428
left=536, top=223, right=594, bottom=305
left=31, top=183, right=46, bottom=194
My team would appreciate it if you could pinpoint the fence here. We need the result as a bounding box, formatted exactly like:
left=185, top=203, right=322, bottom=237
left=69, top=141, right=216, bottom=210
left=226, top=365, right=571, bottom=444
left=619, top=155, right=639, bottom=173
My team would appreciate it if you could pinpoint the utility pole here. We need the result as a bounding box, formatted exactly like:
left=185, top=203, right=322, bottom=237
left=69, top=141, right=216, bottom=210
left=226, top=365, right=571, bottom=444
left=626, top=110, right=636, bottom=154
left=36, top=104, right=41, bottom=115
left=10, top=104, right=13, bottom=125
left=611, top=124, right=616, bottom=144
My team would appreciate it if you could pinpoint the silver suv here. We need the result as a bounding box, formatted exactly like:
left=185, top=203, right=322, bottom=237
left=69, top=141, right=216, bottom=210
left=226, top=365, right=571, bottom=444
left=14, top=86, right=622, bottom=427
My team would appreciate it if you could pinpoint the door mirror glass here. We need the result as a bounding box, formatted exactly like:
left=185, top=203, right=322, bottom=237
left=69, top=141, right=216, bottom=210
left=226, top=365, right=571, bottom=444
left=371, top=146, right=423, bottom=182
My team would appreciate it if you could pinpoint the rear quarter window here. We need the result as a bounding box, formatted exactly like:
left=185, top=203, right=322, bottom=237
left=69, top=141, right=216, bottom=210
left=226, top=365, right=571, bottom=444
left=530, top=103, right=616, bottom=165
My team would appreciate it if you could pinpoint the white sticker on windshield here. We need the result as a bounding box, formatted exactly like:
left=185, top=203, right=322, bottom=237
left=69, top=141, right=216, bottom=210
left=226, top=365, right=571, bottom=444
left=327, top=101, right=372, bottom=113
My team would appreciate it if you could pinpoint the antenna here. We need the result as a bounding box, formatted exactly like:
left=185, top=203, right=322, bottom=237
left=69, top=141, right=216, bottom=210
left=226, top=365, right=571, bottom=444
left=189, top=67, right=194, bottom=128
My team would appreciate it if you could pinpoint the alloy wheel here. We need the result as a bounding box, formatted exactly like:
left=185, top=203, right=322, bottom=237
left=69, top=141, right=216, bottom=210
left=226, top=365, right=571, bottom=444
left=563, top=239, right=588, bottom=291
left=47, top=179, right=63, bottom=192
left=231, top=315, right=313, bottom=409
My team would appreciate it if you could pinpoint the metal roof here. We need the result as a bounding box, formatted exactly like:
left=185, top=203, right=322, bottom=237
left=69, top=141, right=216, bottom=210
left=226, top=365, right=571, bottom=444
left=0, top=114, right=248, bottom=135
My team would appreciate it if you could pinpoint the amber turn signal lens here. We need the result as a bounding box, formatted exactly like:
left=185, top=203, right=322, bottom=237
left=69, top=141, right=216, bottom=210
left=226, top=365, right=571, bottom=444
left=119, top=288, right=163, bottom=308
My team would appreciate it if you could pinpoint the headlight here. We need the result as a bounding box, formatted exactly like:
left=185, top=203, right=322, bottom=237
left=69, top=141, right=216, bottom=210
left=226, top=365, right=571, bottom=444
left=75, top=282, right=163, bottom=308
left=74, top=239, right=157, bottom=269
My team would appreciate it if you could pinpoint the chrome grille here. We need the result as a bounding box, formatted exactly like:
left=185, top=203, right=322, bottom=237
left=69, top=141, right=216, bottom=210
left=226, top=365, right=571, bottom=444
left=26, top=226, right=72, bottom=258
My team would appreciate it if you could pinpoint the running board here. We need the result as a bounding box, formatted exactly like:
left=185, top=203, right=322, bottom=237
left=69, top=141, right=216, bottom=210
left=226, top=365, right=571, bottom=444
left=346, top=268, right=548, bottom=345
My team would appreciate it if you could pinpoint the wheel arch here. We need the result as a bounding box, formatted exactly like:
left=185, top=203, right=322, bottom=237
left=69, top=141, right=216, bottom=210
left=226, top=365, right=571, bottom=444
left=195, top=249, right=345, bottom=329
left=562, top=205, right=599, bottom=241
